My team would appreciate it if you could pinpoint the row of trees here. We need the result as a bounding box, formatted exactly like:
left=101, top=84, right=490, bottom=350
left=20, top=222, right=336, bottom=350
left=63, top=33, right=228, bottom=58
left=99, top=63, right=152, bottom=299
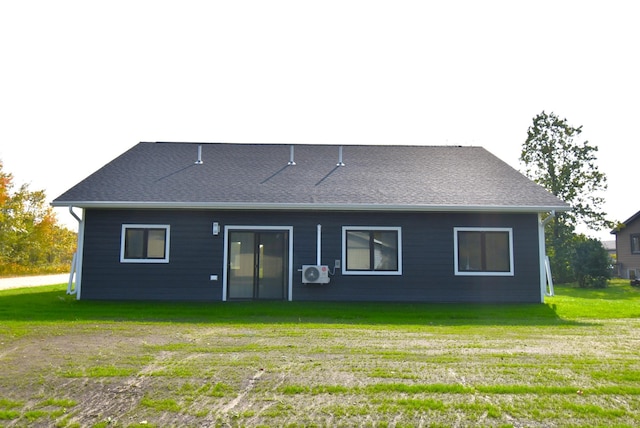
left=520, top=111, right=613, bottom=287
left=0, top=161, right=76, bottom=275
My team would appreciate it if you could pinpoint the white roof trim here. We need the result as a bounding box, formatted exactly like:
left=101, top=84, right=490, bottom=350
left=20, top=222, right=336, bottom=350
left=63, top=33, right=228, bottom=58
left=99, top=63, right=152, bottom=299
left=51, top=200, right=571, bottom=213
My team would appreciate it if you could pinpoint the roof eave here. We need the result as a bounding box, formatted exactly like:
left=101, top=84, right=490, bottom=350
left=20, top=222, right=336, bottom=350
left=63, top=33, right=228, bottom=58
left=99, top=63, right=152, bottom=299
left=610, top=209, right=640, bottom=234
left=51, top=200, right=571, bottom=213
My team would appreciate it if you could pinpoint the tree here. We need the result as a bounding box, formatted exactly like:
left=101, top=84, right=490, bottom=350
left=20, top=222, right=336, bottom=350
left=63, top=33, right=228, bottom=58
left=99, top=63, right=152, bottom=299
left=571, top=237, right=612, bottom=288
left=0, top=160, right=76, bottom=274
left=521, top=111, right=611, bottom=232
left=0, top=161, right=16, bottom=265
left=520, top=112, right=611, bottom=283
left=543, top=222, right=577, bottom=283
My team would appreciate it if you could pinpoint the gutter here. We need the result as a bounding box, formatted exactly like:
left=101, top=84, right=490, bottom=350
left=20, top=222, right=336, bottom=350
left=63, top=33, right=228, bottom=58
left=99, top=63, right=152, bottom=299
left=69, top=206, right=82, bottom=222
left=541, top=210, right=556, bottom=227
left=51, top=200, right=571, bottom=214
left=539, top=211, right=556, bottom=300
left=67, top=207, right=84, bottom=300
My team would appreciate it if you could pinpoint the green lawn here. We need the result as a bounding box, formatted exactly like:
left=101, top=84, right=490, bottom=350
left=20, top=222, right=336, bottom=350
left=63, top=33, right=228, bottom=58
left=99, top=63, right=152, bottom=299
left=0, top=280, right=638, bottom=427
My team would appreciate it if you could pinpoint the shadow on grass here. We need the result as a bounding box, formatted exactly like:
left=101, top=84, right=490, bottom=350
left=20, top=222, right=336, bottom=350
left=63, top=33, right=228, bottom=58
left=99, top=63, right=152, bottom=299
left=0, top=285, right=593, bottom=327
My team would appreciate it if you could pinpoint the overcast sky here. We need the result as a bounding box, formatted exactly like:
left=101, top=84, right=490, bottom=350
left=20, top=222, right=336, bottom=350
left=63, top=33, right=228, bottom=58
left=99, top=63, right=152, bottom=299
left=1, top=1, right=638, bottom=239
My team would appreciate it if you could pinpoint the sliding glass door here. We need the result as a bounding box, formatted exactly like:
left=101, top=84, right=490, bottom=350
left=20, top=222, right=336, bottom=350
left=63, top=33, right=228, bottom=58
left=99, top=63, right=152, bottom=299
left=227, top=230, right=288, bottom=300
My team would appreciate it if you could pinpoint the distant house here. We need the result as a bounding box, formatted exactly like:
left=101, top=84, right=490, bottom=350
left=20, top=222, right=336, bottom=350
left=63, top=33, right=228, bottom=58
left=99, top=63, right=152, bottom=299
left=611, top=210, right=640, bottom=279
left=52, top=143, right=569, bottom=303
left=601, top=240, right=616, bottom=260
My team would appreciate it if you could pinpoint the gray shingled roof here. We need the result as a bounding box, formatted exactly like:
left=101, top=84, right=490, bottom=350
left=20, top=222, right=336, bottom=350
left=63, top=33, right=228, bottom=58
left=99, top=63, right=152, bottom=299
left=52, top=142, right=569, bottom=212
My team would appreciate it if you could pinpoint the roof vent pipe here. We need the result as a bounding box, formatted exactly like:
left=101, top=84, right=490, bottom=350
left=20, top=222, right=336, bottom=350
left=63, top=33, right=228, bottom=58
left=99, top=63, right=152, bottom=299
left=195, top=145, right=203, bottom=165
left=288, top=145, right=296, bottom=165
left=337, top=146, right=345, bottom=167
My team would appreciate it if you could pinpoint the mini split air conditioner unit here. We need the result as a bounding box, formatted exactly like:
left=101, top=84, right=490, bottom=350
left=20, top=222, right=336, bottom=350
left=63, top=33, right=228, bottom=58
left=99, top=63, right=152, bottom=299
left=302, top=265, right=330, bottom=284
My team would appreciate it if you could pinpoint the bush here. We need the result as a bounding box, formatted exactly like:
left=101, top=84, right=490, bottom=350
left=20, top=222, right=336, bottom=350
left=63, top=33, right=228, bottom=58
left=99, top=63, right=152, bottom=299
left=572, top=238, right=612, bottom=288
left=0, top=262, right=71, bottom=277
left=580, top=275, right=609, bottom=289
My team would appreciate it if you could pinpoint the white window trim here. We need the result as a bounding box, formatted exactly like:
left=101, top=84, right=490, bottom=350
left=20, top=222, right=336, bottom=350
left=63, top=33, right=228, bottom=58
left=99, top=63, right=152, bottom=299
left=454, top=227, right=514, bottom=276
left=120, top=224, right=171, bottom=263
left=342, top=226, right=403, bottom=276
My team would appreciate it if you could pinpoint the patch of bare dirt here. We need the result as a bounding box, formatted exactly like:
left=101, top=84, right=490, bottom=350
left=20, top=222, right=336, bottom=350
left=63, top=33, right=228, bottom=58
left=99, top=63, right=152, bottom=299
left=0, top=320, right=639, bottom=426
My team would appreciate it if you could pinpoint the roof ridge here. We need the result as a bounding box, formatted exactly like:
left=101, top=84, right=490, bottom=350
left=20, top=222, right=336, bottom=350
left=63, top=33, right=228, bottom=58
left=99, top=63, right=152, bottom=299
left=145, top=141, right=482, bottom=148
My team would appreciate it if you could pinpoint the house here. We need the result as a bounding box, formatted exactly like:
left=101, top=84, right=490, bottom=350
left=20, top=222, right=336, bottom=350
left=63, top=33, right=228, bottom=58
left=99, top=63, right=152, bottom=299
left=611, top=210, right=640, bottom=280
left=601, top=240, right=616, bottom=259
left=52, top=142, right=569, bottom=303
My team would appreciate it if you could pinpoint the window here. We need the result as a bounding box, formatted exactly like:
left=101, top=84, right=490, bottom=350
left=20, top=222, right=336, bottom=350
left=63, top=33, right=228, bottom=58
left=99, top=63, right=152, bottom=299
left=120, top=224, right=170, bottom=263
left=631, top=234, right=640, bottom=254
left=454, top=227, right=513, bottom=276
left=342, top=226, right=402, bottom=275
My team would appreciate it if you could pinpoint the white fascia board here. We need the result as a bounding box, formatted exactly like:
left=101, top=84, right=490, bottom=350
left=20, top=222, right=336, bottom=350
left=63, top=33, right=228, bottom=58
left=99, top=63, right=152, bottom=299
left=51, top=200, right=571, bottom=213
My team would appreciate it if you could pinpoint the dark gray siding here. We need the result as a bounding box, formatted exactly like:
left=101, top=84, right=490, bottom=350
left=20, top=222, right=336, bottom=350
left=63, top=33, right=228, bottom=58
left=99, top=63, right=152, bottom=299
left=80, top=209, right=541, bottom=302
left=81, top=210, right=223, bottom=301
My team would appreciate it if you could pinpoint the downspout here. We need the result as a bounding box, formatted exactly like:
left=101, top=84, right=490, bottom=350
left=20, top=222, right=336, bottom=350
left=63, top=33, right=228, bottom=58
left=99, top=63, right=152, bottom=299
left=316, top=224, right=322, bottom=265
left=539, top=211, right=555, bottom=300
left=69, top=206, right=85, bottom=300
